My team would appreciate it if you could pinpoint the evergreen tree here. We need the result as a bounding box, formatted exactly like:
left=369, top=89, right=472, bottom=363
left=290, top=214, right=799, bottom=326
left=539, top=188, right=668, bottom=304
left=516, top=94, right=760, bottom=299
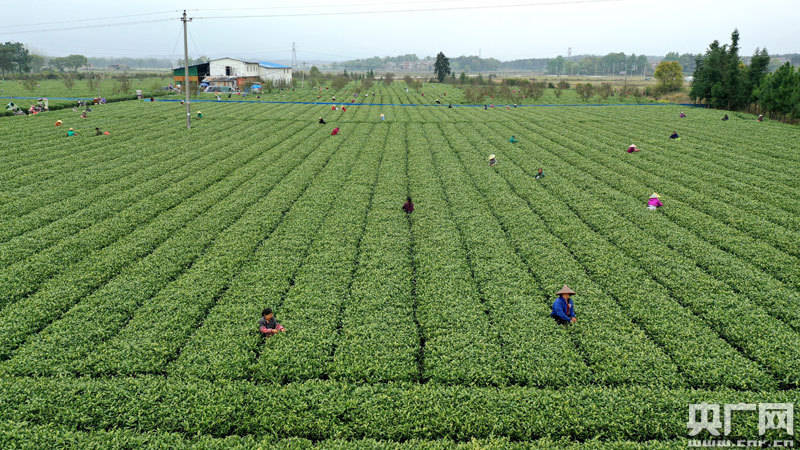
left=434, top=52, right=450, bottom=83
left=757, top=63, right=800, bottom=119
left=723, top=29, right=743, bottom=109
left=745, top=48, right=770, bottom=104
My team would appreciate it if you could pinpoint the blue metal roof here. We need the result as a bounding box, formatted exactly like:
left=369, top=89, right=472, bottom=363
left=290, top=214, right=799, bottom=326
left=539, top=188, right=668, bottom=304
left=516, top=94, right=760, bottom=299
left=259, top=61, right=291, bottom=69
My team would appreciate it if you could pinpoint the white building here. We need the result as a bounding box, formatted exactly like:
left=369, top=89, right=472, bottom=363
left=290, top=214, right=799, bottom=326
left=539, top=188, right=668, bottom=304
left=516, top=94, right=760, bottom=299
left=207, top=57, right=292, bottom=86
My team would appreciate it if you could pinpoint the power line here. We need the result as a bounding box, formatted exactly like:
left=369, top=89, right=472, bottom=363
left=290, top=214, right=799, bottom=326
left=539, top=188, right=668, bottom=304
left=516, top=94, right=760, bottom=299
left=188, top=0, right=484, bottom=13
left=192, top=0, right=622, bottom=20
left=4, top=10, right=177, bottom=30
left=4, top=18, right=175, bottom=35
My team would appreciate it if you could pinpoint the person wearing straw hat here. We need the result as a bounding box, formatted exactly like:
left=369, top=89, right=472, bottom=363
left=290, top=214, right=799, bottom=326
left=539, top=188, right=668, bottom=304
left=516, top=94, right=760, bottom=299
left=551, top=285, right=577, bottom=325
left=488, top=154, right=497, bottom=167
left=647, top=193, right=663, bottom=210
left=319, top=117, right=326, bottom=124
left=669, top=131, right=680, bottom=140
left=509, top=135, right=519, bottom=144
left=55, top=120, right=63, bottom=127
left=66, top=128, right=77, bottom=137
left=197, top=111, right=203, bottom=119
left=627, top=144, right=640, bottom=153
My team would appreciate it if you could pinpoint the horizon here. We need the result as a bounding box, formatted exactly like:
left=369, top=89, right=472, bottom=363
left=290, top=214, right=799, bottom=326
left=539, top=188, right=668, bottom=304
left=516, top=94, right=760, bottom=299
left=4, top=0, right=798, bottom=64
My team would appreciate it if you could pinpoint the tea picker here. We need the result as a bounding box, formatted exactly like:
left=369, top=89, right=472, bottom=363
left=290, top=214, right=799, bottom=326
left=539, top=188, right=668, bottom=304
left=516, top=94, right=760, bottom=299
left=258, top=308, right=285, bottom=337
left=551, top=285, right=577, bottom=325
left=647, top=193, right=662, bottom=210
left=402, top=197, right=414, bottom=214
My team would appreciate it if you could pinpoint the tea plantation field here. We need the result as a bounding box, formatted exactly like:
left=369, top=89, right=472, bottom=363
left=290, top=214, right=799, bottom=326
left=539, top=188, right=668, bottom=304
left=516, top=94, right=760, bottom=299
left=0, top=91, right=798, bottom=448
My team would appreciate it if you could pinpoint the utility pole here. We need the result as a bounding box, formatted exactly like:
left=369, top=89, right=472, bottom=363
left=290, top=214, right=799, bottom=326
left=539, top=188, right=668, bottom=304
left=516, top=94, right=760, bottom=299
left=182, top=10, right=192, bottom=129
left=291, top=42, right=297, bottom=89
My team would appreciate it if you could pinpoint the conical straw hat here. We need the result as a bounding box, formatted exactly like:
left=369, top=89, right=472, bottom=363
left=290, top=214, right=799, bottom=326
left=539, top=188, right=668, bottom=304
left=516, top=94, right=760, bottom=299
left=556, top=285, right=575, bottom=295
left=488, top=154, right=496, bottom=160
left=650, top=192, right=660, bottom=198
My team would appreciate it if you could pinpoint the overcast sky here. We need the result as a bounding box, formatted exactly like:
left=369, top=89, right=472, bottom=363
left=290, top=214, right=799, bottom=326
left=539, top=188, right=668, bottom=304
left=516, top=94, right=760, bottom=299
left=4, top=0, right=798, bottom=63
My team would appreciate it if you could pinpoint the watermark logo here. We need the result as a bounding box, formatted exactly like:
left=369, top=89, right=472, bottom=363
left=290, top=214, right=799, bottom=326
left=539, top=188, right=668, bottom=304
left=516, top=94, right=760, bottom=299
left=687, top=402, right=794, bottom=447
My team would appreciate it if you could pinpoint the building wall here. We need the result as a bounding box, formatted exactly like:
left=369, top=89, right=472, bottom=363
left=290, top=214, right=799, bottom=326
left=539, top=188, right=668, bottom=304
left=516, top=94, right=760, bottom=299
left=173, top=75, right=200, bottom=83
left=209, top=58, right=249, bottom=77
left=259, top=67, right=293, bottom=85
left=209, top=58, right=292, bottom=84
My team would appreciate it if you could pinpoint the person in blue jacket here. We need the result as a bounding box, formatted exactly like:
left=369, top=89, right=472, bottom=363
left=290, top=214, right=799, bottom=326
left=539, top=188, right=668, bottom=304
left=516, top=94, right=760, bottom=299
left=551, top=285, right=577, bottom=325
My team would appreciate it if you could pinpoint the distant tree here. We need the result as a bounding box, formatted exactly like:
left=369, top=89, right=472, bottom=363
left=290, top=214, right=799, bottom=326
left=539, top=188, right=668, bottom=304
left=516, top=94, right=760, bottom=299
left=383, top=72, right=394, bottom=85
left=49, top=56, right=66, bottom=71
left=575, top=83, right=594, bottom=101
left=459, top=72, right=467, bottom=84
left=663, top=52, right=680, bottom=62
left=691, top=29, right=764, bottom=109
left=547, top=56, right=565, bottom=75
left=29, top=54, right=46, bottom=72
left=362, top=77, right=374, bottom=90
left=87, top=73, right=102, bottom=92
left=745, top=48, right=770, bottom=105
left=632, top=87, right=644, bottom=102
left=529, top=81, right=545, bottom=101
left=654, top=61, right=684, bottom=92
left=723, top=29, right=744, bottom=109
left=331, top=76, right=348, bottom=90
left=598, top=82, right=613, bottom=99
left=433, top=52, right=450, bottom=82
left=464, top=86, right=482, bottom=103
left=175, top=56, right=208, bottom=67
left=0, top=42, right=32, bottom=75
left=756, top=62, right=800, bottom=120
left=114, top=75, right=131, bottom=94
left=63, top=54, right=88, bottom=71
left=62, top=73, right=75, bottom=90
left=22, top=76, right=37, bottom=91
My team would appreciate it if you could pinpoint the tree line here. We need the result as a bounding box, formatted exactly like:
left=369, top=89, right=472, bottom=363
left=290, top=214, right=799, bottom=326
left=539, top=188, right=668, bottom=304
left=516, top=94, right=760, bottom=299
left=546, top=53, right=650, bottom=77
left=690, top=29, right=799, bottom=120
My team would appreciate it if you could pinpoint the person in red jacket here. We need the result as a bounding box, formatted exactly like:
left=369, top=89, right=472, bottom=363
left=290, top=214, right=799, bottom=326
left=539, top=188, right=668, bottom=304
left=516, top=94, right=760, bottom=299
left=258, top=308, right=285, bottom=336
left=331, top=127, right=340, bottom=136
left=402, top=196, right=414, bottom=214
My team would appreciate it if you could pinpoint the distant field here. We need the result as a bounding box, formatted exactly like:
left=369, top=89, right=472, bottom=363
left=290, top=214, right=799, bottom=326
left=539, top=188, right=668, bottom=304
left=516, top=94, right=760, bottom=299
left=0, top=87, right=798, bottom=447
left=191, top=80, right=660, bottom=105
left=0, top=76, right=171, bottom=110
